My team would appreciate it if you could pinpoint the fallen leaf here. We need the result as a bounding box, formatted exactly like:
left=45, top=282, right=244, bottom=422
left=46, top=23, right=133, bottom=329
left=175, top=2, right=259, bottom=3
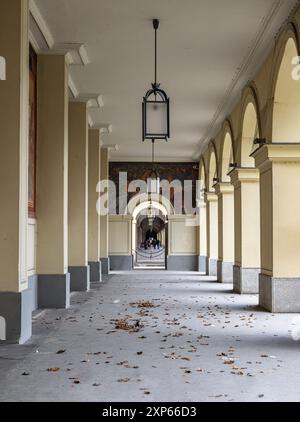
left=47, top=367, right=60, bottom=372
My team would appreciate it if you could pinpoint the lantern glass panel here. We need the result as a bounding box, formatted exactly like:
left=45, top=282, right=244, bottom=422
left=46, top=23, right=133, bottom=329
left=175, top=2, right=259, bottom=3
left=145, top=100, right=168, bottom=137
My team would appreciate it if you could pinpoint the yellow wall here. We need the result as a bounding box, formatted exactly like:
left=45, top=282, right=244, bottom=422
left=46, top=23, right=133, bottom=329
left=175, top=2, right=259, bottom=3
left=168, top=216, right=198, bottom=256
left=109, top=216, right=132, bottom=255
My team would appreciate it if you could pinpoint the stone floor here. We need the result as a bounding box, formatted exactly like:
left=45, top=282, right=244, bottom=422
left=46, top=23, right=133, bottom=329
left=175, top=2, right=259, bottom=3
left=0, top=271, right=300, bottom=402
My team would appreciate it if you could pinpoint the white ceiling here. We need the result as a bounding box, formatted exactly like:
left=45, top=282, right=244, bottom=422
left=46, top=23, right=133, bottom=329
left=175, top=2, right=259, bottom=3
left=33, top=0, right=298, bottom=161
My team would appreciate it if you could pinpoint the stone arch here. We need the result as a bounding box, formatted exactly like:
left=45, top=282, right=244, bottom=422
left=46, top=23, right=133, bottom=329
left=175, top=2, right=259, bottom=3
left=0, top=316, right=6, bottom=341
left=271, top=25, right=300, bottom=142
left=126, top=193, right=175, bottom=218
left=199, top=157, right=207, bottom=192
left=208, top=143, right=218, bottom=191
left=131, top=199, right=169, bottom=269
left=132, top=200, right=169, bottom=221
left=239, top=87, right=261, bottom=168
left=220, top=120, right=235, bottom=182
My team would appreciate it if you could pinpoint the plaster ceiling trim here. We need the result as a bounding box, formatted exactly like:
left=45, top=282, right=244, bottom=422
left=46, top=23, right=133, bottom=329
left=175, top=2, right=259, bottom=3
left=92, top=124, right=113, bottom=135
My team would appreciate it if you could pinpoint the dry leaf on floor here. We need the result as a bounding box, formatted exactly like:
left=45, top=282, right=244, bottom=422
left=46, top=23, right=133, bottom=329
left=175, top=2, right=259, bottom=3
left=114, top=319, right=144, bottom=333
left=47, top=367, right=60, bottom=372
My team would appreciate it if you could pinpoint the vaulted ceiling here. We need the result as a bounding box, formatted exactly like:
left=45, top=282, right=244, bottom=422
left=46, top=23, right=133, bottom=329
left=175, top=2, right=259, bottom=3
left=33, top=0, right=298, bottom=161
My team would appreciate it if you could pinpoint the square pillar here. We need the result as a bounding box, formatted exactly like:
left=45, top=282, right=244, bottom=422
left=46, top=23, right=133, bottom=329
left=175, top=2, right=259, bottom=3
left=215, top=183, right=234, bottom=283
left=68, top=102, right=90, bottom=291
left=205, top=192, right=218, bottom=277
left=100, top=147, right=110, bottom=274
left=230, top=169, right=260, bottom=294
left=0, top=0, right=31, bottom=343
left=253, top=144, right=300, bottom=312
left=88, top=129, right=102, bottom=282
left=36, top=54, right=70, bottom=308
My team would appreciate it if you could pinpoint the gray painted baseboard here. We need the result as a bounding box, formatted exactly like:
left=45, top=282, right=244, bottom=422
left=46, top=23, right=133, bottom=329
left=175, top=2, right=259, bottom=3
left=89, top=261, right=102, bottom=282
left=100, top=257, right=110, bottom=275
left=198, top=256, right=207, bottom=274
left=28, top=275, right=38, bottom=312
left=110, top=255, right=133, bottom=271
left=0, top=289, right=32, bottom=344
left=217, top=261, right=233, bottom=284
left=208, top=258, right=218, bottom=277
left=38, top=273, right=70, bottom=309
left=69, top=266, right=90, bottom=292
left=233, top=266, right=259, bottom=294
left=167, top=255, right=198, bottom=271
left=260, top=274, right=300, bottom=313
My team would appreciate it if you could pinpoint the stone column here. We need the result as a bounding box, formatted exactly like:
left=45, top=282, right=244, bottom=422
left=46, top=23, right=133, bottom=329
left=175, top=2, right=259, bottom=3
left=205, top=193, right=218, bottom=276
left=198, top=201, right=207, bottom=273
left=215, top=183, right=234, bottom=283
left=100, top=147, right=110, bottom=274
left=230, top=168, right=260, bottom=294
left=253, top=144, right=300, bottom=312
left=68, top=102, right=90, bottom=291
left=0, top=0, right=31, bottom=343
left=88, top=129, right=102, bottom=282
left=36, top=54, right=70, bottom=308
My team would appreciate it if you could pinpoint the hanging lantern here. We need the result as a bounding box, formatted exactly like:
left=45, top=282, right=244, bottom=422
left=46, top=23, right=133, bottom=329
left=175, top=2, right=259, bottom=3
left=142, top=19, right=170, bottom=142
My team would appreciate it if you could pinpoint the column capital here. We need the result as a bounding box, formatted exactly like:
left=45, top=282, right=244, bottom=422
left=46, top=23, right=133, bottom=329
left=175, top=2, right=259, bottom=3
left=205, top=192, right=218, bottom=203
left=229, top=167, right=260, bottom=186
left=252, top=143, right=300, bottom=170
left=214, top=182, right=234, bottom=196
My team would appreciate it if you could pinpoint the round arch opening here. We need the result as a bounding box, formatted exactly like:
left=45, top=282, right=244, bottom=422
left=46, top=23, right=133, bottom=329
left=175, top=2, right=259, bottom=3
left=241, top=101, right=259, bottom=168
left=131, top=200, right=169, bottom=270
left=273, top=37, right=300, bottom=142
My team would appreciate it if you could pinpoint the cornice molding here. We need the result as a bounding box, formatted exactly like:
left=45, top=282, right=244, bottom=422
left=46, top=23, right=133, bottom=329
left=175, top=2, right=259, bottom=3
left=92, top=124, right=113, bottom=134
left=52, top=43, right=90, bottom=66
left=75, top=94, right=104, bottom=108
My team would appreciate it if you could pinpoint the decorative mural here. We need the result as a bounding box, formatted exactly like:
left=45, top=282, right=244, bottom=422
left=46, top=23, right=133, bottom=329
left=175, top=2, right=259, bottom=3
left=109, top=162, right=198, bottom=214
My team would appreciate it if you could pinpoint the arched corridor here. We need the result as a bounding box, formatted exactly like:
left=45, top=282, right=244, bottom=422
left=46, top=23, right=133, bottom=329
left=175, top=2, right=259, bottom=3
left=133, top=205, right=167, bottom=269
left=2, top=0, right=300, bottom=405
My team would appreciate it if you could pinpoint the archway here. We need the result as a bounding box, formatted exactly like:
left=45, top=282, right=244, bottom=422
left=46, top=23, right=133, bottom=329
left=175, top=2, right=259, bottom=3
left=272, top=36, right=300, bottom=142
left=217, top=128, right=235, bottom=283
left=131, top=199, right=171, bottom=270
left=232, top=92, right=261, bottom=294
left=241, top=102, right=259, bottom=167
left=206, top=146, right=219, bottom=276
left=208, top=148, right=217, bottom=190
left=221, top=132, right=234, bottom=181
left=198, top=159, right=207, bottom=273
